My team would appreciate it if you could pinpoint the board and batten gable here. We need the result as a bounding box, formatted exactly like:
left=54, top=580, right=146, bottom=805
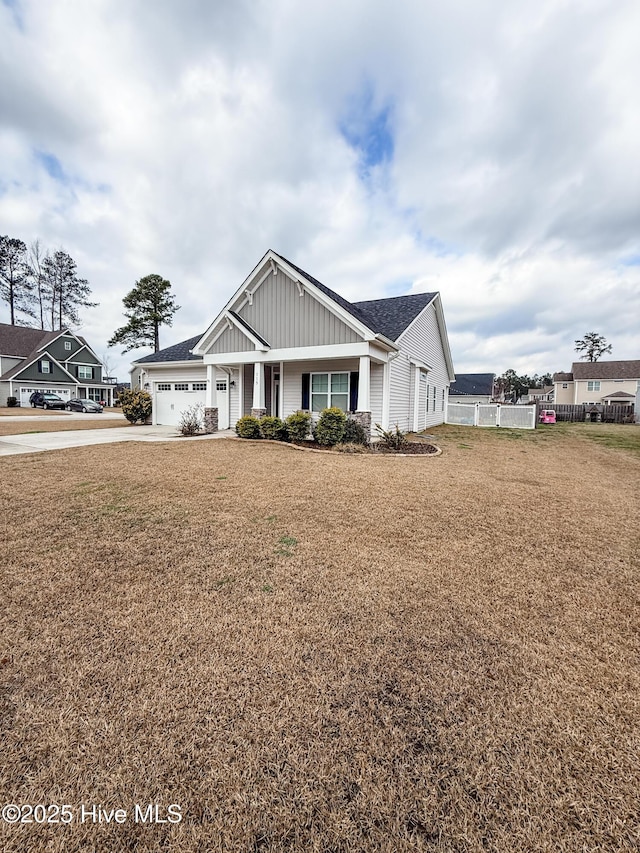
left=234, top=267, right=362, bottom=350
left=390, top=297, right=453, bottom=431
left=208, top=323, right=255, bottom=354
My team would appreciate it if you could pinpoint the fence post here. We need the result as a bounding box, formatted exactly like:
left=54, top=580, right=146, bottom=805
left=474, top=403, right=479, bottom=426
left=496, top=404, right=501, bottom=428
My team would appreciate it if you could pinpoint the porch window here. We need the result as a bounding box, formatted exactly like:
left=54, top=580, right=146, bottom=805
left=311, top=372, right=349, bottom=413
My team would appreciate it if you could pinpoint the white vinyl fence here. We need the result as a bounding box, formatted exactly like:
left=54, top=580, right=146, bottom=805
left=446, top=403, right=536, bottom=430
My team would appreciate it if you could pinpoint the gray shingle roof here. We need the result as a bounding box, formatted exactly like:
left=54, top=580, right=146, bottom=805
left=0, top=323, right=60, bottom=358
left=134, top=334, right=204, bottom=364
left=353, top=294, right=436, bottom=341
left=450, top=373, right=495, bottom=396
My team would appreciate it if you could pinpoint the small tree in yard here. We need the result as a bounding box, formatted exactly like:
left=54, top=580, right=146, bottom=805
left=119, top=389, right=152, bottom=424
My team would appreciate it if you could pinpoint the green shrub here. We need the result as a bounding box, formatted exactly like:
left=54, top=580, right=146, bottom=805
left=235, top=416, right=262, bottom=439
left=119, top=389, right=152, bottom=424
left=342, top=417, right=369, bottom=446
left=6, top=396, right=18, bottom=408
left=179, top=403, right=204, bottom=436
left=314, top=407, right=347, bottom=446
left=374, top=422, right=408, bottom=451
left=259, top=415, right=287, bottom=441
left=285, top=410, right=312, bottom=443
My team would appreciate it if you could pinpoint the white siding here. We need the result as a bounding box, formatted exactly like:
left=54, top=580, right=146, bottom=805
left=370, top=363, right=384, bottom=430
left=394, top=301, right=451, bottom=429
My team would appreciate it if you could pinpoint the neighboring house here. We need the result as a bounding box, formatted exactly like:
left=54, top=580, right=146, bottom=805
left=553, top=360, right=640, bottom=406
left=523, top=386, right=554, bottom=404
left=132, top=250, right=455, bottom=434
left=0, top=324, right=115, bottom=407
left=449, top=373, right=494, bottom=404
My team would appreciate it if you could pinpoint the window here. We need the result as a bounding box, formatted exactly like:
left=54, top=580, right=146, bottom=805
left=311, top=372, right=349, bottom=412
left=78, top=365, right=92, bottom=380
left=40, top=360, right=51, bottom=374
left=562, top=383, right=568, bottom=389
left=64, top=341, right=72, bottom=351
left=193, top=382, right=207, bottom=391
left=587, top=381, right=601, bottom=392
left=174, top=383, right=188, bottom=391
left=157, top=383, right=171, bottom=391
left=216, top=382, right=227, bottom=392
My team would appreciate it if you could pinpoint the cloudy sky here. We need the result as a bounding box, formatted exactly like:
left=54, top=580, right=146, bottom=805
left=1, top=0, right=639, bottom=380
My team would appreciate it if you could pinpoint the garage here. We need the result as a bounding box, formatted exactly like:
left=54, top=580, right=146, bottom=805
left=20, top=386, right=71, bottom=407
left=154, top=381, right=229, bottom=427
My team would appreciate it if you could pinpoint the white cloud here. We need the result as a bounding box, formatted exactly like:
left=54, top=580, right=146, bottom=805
left=0, top=0, right=638, bottom=381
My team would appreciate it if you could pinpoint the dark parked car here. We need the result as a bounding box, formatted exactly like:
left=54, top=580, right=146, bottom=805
left=29, top=392, right=66, bottom=410
left=66, top=398, right=103, bottom=413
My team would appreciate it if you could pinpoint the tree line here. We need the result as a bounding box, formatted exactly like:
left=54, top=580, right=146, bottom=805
left=0, top=235, right=96, bottom=329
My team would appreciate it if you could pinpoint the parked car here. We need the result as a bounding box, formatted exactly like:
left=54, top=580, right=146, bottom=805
left=66, top=398, right=103, bottom=413
left=29, top=392, right=66, bottom=410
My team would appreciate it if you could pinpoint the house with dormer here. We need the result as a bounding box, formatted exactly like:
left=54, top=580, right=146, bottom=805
left=132, top=250, right=455, bottom=435
left=0, top=324, right=114, bottom=407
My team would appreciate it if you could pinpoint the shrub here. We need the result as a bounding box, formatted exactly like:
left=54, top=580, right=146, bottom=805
left=259, top=415, right=288, bottom=441
left=235, top=416, right=262, bottom=439
left=342, top=417, right=369, bottom=446
left=119, top=389, right=152, bottom=424
left=285, top=410, right=312, bottom=443
left=375, top=422, right=408, bottom=451
left=314, top=407, right=347, bottom=446
left=179, top=403, right=204, bottom=436
left=6, top=396, right=18, bottom=408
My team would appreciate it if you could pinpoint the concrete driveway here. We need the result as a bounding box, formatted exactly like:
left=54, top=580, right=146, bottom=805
left=0, top=425, right=235, bottom=456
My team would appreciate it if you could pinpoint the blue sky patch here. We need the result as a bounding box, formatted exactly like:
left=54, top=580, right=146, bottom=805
left=620, top=253, right=640, bottom=267
left=340, top=82, right=394, bottom=176
left=35, top=150, right=67, bottom=183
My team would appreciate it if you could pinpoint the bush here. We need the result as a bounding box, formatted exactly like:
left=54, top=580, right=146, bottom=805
left=6, top=396, right=18, bottom=408
left=314, top=407, right=347, bottom=446
left=285, top=410, right=312, bottom=443
left=179, top=403, right=204, bottom=436
left=374, top=422, right=408, bottom=451
left=342, top=417, right=369, bottom=446
left=235, top=416, right=262, bottom=439
left=259, top=415, right=287, bottom=441
left=119, top=389, right=152, bottom=424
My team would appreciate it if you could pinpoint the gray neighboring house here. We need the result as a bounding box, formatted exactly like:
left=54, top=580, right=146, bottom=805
left=131, top=249, right=455, bottom=434
left=0, top=324, right=115, bottom=406
left=449, top=373, right=495, bottom=404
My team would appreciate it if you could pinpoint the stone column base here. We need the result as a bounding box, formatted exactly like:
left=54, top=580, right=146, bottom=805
left=204, top=407, right=218, bottom=433
left=351, top=411, right=372, bottom=437
left=251, top=407, right=267, bottom=419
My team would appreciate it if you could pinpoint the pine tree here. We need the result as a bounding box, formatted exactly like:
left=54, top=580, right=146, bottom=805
left=0, top=236, right=35, bottom=324
left=42, top=250, right=97, bottom=329
left=108, top=274, right=180, bottom=353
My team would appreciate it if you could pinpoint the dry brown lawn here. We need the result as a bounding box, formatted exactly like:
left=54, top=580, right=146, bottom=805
left=0, top=408, right=129, bottom=436
left=1, top=425, right=638, bottom=852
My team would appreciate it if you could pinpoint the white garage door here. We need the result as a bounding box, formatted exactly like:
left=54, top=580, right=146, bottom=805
left=154, top=380, right=229, bottom=427
left=20, top=387, right=71, bottom=406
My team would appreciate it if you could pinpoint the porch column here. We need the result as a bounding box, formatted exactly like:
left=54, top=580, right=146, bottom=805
left=204, top=364, right=218, bottom=433
left=353, top=355, right=372, bottom=437
left=251, top=362, right=266, bottom=419
left=279, top=361, right=284, bottom=419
